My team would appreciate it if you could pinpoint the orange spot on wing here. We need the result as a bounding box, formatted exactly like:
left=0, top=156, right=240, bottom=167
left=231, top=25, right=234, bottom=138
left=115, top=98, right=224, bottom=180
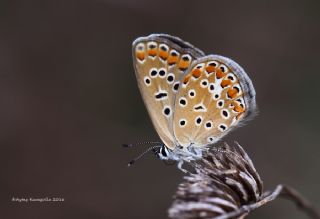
left=216, top=69, right=226, bottom=79
left=148, top=49, right=157, bottom=56
left=232, top=101, right=245, bottom=113
left=168, top=55, right=179, bottom=65
left=183, top=74, right=191, bottom=84
left=159, top=50, right=169, bottom=60
left=192, top=69, right=202, bottom=78
left=205, top=65, right=215, bottom=73
left=221, top=79, right=232, bottom=88
left=227, top=88, right=239, bottom=99
left=178, top=60, right=189, bottom=70
left=136, top=51, right=145, bottom=61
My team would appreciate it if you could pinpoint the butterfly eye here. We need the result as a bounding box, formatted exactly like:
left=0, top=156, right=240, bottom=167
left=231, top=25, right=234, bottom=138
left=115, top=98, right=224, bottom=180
left=188, top=89, right=196, bottom=98
left=200, top=79, right=209, bottom=88
left=219, top=64, right=228, bottom=73
left=160, top=147, right=167, bottom=157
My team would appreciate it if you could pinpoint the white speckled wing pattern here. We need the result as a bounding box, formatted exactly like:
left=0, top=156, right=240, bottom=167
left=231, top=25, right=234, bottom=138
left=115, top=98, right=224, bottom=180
left=173, top=55, right=256, bottom=148
left=132, top=34, right=256, bottom=154
left=132, top=34, right=204, bottom=149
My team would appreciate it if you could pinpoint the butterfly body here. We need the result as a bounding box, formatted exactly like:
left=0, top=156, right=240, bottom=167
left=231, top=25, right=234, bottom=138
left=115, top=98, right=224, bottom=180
left=132, top=34, right=256, bottom=166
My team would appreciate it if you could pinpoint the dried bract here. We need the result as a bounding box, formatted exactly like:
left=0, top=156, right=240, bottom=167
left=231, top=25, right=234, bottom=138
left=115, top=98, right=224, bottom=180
left=169, top=142, right=263, bottom=219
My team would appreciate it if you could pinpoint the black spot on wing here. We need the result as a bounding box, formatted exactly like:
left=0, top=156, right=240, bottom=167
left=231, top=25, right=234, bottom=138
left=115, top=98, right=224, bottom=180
left=194, top=105, right=204, bottom=110
left=155, top=92, right=167, bottom=99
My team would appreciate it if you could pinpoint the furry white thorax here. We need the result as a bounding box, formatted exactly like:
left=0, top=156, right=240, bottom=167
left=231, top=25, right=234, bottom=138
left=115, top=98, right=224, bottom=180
left=159, top=145, right=207, bottom=172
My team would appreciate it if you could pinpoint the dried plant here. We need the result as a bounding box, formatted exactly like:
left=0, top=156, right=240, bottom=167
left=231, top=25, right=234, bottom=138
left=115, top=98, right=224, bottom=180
left=168, top=142, right=320, bottom=219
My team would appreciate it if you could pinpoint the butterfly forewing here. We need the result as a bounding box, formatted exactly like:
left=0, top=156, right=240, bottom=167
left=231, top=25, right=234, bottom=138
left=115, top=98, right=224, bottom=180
left=173, top=55, right=256, bottom=148
left=132, top=34, right=204, bottom=149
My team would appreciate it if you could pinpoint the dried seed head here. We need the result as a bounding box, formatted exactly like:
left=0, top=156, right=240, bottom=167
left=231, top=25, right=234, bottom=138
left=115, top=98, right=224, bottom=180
left=168, top=142, right=263, bottom=219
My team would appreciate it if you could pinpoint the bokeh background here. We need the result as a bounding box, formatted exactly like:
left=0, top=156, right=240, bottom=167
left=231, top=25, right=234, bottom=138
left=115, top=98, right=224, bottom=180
left=1, top=0, right=319, bottom=218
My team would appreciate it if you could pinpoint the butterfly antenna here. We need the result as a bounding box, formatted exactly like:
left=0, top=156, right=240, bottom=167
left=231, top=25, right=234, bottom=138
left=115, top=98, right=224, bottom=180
left=127, top=145, right=162, bottom=167
left=122, top=141, right=161, bottom=148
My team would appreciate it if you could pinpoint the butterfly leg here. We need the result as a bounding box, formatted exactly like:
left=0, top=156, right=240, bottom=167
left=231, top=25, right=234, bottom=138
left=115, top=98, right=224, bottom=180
left=186, top=145, right=203, bottom=159
left=177, top=160, right=189, bottom=173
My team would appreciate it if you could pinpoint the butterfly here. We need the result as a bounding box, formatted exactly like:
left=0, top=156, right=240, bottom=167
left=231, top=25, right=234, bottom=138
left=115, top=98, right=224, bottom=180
left=131, top=34, right=256, bottom=170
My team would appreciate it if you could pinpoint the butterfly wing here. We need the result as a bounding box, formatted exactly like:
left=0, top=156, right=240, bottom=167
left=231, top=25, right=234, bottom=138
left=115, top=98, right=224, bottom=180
left=173, top=55, right=256, bottom=148
left=132, top=34, right=204, bottom=149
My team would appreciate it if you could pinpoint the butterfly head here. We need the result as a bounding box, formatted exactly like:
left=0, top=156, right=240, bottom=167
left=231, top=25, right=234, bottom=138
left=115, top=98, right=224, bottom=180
left=157, top=144, right=206, bottom=162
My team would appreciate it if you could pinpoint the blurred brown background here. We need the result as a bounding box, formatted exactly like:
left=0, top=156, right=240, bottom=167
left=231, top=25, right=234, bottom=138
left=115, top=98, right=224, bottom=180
left=0, top=0, right=319, bottom=218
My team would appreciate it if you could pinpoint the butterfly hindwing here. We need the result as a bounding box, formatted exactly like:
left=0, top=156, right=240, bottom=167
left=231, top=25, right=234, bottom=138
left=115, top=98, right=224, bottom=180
left=173, top=55, right=256, bottom=148
left=132, top=34, right=204, bottom=149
